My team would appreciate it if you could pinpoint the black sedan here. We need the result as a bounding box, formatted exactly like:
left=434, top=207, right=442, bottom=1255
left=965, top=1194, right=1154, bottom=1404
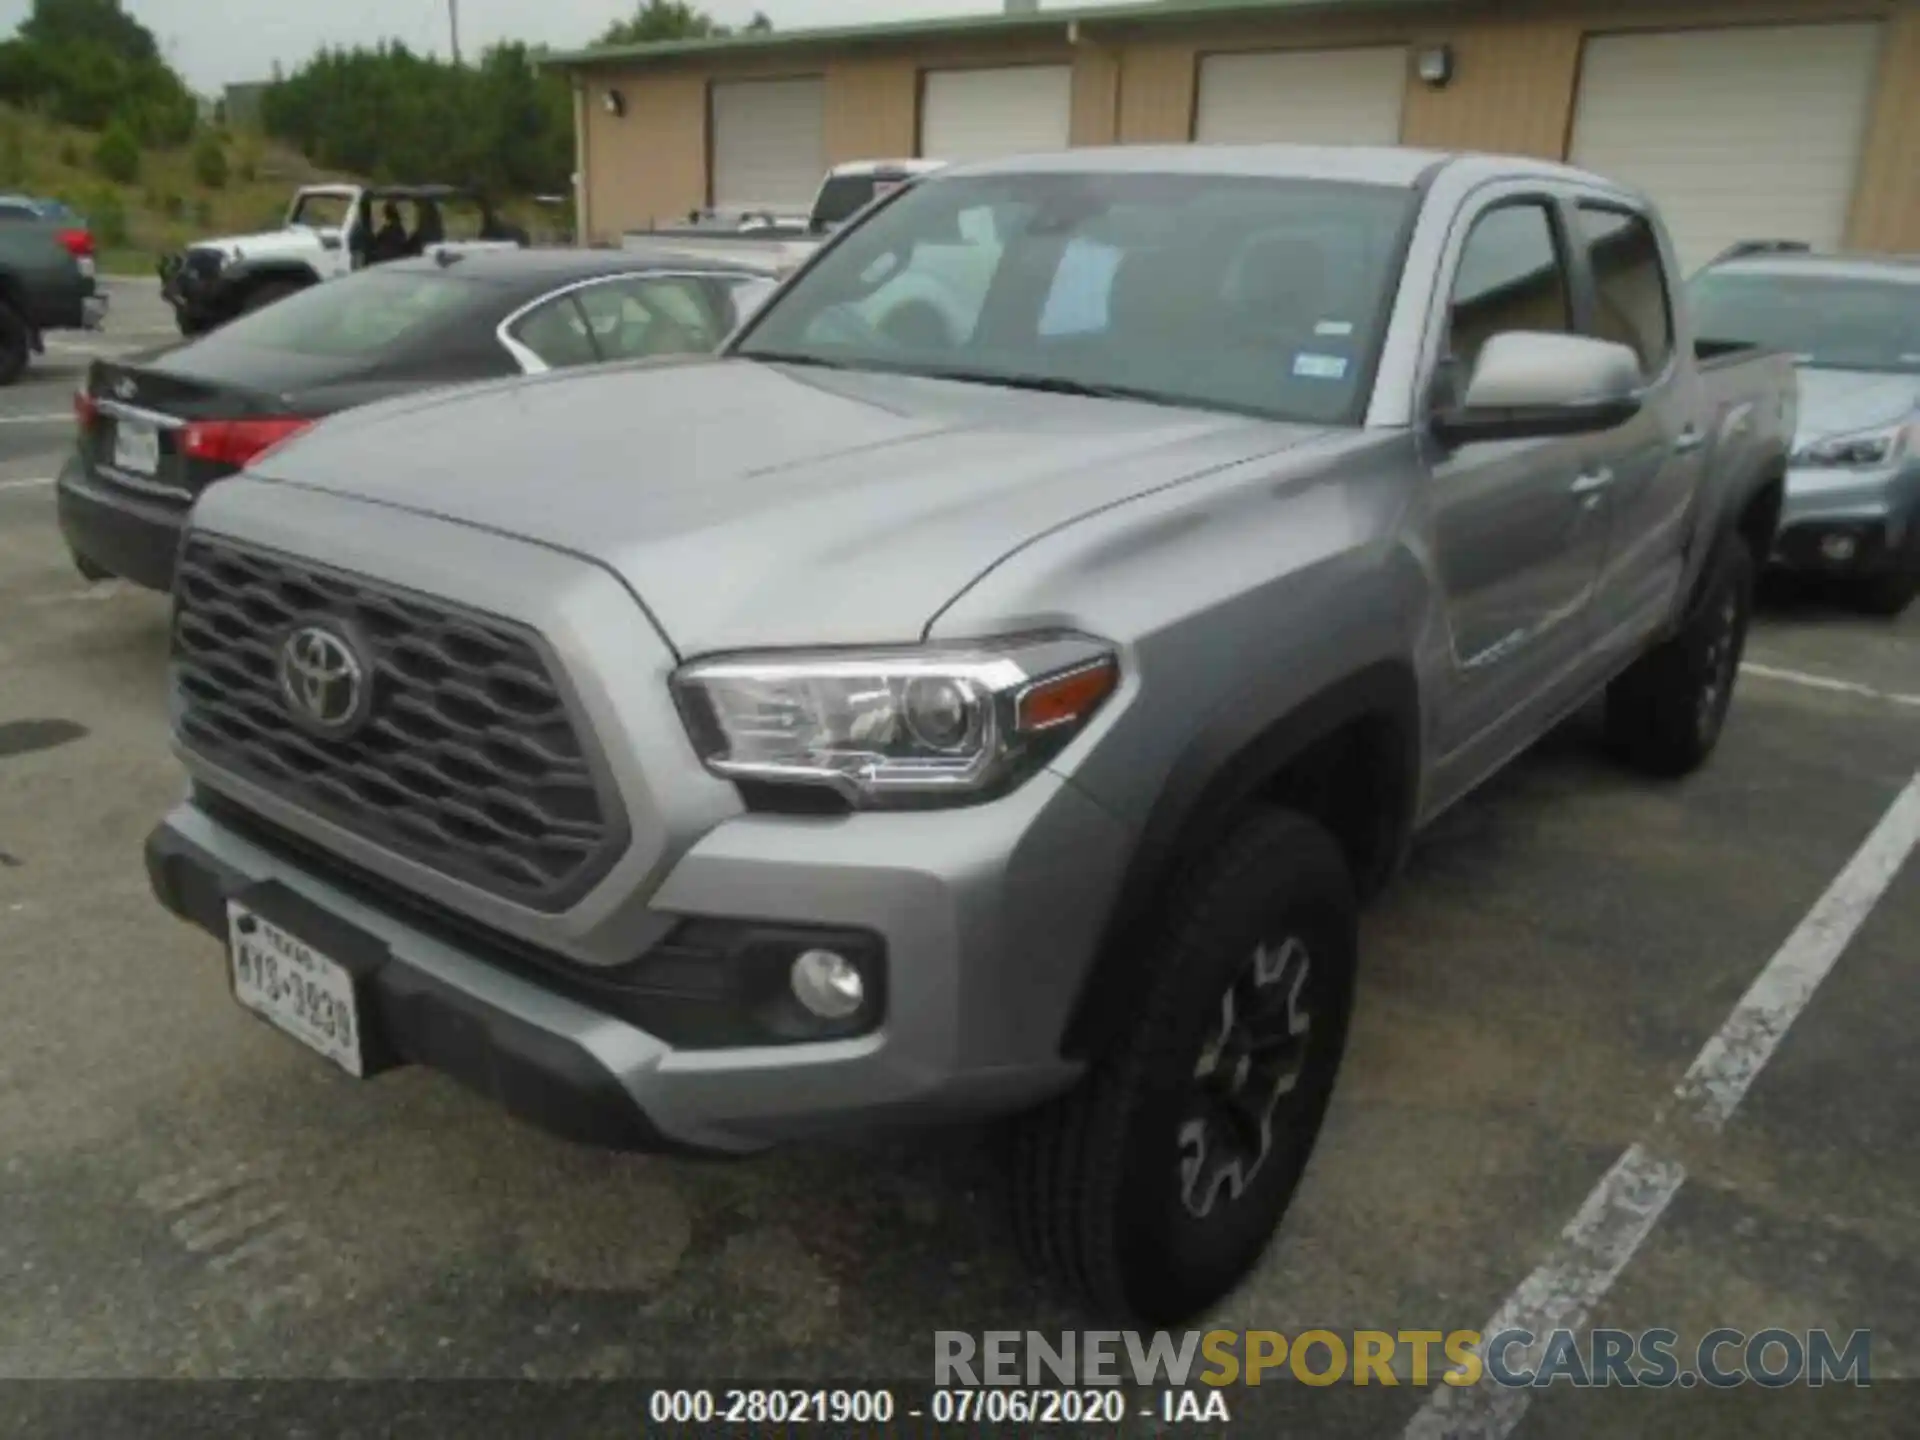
left=59, top=247, right=780, bottom=592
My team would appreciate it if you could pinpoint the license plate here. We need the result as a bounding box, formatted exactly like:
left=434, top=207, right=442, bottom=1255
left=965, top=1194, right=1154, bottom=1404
left=228, top=901, right=365, bottom=1076
left=111, top=419, right=159, bottom=475
left=78, top=256, right=96, bottom=278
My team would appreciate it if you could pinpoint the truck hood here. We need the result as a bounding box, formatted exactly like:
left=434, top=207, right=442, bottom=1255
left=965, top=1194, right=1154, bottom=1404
left=1792, top=367, right=1920, bottom=446
left=190, top=228, right=326, bottom=260
left=245, top=357, right=1327, bottom=654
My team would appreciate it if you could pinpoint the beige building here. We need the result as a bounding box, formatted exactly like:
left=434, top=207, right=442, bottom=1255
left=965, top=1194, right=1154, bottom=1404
left=550, top=0, right=1920, bottom=270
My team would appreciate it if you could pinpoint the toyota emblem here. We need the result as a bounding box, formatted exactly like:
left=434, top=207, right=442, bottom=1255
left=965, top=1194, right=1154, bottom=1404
left=113, top=376, right=137, bottom=400
left=276, top=623, right=371, bottom=734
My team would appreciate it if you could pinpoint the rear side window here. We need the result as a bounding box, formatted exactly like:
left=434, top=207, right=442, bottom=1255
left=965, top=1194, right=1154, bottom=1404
left=1578, top=205, right=1673, bottom=377
left=512, top=294, right=599, bottom=368
left=1446, top=202, right=1572, bottom=381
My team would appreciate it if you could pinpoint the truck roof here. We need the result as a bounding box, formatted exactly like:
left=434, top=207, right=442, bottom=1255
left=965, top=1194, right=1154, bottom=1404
left=939, top=143, right=1619, bottom=192
left=1708, top=253, right=1920, bottom=286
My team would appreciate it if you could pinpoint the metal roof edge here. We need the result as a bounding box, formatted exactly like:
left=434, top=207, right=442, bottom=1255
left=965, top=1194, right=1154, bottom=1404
left=542, top=0, right=1456, bottom=70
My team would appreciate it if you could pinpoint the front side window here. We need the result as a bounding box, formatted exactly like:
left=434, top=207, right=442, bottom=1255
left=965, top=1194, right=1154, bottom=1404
left=1578, top=205, right=1673, bottom=378
left=1445, top=201, right=1572, bottom=384
left=734, top=171, right=1415, bottom=424
left=1688, top=270, right=1920, bottom=375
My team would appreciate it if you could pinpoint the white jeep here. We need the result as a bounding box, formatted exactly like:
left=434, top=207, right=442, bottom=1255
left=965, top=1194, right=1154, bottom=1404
left=158, top=183, right=527, bottom=335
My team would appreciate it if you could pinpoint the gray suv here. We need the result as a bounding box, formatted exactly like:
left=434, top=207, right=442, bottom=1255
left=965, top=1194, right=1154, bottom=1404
left=146, top=146, right=1794, bottom=1322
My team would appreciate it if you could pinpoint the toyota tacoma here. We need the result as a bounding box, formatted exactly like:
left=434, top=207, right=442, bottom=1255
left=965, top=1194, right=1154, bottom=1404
left=145, top=146, right=1794, bottom=1323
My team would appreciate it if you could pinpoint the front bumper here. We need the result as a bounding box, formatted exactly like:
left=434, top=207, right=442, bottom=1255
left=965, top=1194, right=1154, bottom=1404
left=1770, top=464, right=1917, bottom=575
left=147, top=767, right=1120, bottom=1153
left=56, top=453, right=187, bottom=592
left=81, top=292, right=108, bottom=331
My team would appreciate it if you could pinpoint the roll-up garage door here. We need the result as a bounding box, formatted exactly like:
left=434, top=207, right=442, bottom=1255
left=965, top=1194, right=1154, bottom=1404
left=920, top=65, right=1072, bottom=162
left=710, top=77, right=825, bottom=213
left=1569, top=24, right=1882, bottom=274
left=1194, top=47, right=1408, bottom=146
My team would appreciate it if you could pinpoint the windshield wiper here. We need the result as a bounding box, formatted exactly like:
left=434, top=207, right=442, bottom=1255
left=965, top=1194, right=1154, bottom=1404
left=744, top=350, right=858, bottom=371
left=901, top=367, right=1186, bottom=408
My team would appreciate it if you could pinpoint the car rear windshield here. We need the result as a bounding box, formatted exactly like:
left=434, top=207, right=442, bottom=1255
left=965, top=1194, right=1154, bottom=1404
left=196, top=270, right=479, bottom=358
left=734, top=171, right=1414, bottom=424
left=1689, top=271, right=1920, bottom=375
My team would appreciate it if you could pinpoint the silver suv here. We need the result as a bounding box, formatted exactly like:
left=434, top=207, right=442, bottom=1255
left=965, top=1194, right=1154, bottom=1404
left=146, top=146, right=1793, bottom=1322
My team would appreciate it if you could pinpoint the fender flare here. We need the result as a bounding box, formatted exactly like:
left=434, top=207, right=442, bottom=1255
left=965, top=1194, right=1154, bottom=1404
left=1059, top=659, right=1421, bottom=1059
left=224, top=260, right=324, bottom=304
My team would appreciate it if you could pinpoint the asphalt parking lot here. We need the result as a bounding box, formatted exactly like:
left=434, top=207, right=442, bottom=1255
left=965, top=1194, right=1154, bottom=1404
left=1, top=283, right=1915, bottom=1434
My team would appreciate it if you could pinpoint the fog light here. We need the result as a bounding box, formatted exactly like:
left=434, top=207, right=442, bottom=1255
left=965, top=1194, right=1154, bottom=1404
left=1820, top=533, right=1858, bottom=563
left=790, top=949, right=865, bottom=1019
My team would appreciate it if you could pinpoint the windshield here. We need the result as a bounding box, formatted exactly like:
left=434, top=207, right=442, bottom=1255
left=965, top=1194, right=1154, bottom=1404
left=194, top=269, right=477, bottom=358
left=288, top=191, right=353, bottom=232
left=811, top=174, right=911, bottom=229
left=1689, top=271, right=1920, bottom=375
left=735, top=171, right=1413, bottom=424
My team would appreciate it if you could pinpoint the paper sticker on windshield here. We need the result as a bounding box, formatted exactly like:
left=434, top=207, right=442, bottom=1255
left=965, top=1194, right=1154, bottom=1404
left=1314, top=320, right=1355, bottom=337
left=1293, top=352, right=1350, bottom=381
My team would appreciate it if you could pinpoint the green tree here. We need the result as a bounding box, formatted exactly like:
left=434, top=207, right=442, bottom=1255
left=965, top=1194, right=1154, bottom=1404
left=192, top=130, right=228, bottom=188
left=0, top=0, right=196, bottom=146
left=92, top=118, right=140, bottom=182
left=597, top=0, right=737, bottom=45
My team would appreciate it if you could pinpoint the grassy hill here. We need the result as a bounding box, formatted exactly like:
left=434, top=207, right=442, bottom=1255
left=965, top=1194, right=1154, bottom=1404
left=0, top=105, right=358, bottom=274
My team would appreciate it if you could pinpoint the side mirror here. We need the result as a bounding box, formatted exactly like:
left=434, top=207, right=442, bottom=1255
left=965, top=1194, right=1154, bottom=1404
left=1433, top=331, right=1644, bottom=445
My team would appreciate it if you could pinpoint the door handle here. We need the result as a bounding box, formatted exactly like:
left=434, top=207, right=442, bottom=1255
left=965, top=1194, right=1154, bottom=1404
left=1673, top=427, right=1707, bottom=454
left=1570, top=467, right=1615, bottom=498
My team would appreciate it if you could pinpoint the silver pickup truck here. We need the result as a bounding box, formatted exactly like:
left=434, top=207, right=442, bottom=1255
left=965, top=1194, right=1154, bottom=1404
left=145, top=145, right=1794, bottom=1323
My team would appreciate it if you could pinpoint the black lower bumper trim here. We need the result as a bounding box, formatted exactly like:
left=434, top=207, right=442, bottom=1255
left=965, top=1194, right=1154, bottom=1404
left=56, top=463, right=186, bottom=593
left=145, top=821, right=719, bottom=1156
left=1771, top=519, right=1898, bottom=575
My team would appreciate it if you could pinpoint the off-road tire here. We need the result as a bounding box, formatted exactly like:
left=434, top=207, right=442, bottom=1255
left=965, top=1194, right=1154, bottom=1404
left=1011, top=808, right=1357, bottom=1324
left=1606, top=536, right=1754, bottom=777
left=0, top=300, right=30, bottom=387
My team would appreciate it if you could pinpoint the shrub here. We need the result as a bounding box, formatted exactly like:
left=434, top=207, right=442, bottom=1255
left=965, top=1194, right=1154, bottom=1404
left=86, top=188, right=128, bottom=247
left=192, top=197, right=212, bottom=227
left=58, top=139, right=79, bottom=167
left=192, top=130, right=227, bottom=189
left=160, top=191, right=184, bottom=220
left=92, top=121, right=140, bottom=183
left=0, top=122, right=24, bottom=186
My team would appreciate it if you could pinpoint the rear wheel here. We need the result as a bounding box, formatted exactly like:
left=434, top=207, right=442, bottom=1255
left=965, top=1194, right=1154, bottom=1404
left=0, top=300, right=30, bottom=387
left=1606, top=537, right=1754, bottom=777
left=1012, top=808, right=1357, bottom=1323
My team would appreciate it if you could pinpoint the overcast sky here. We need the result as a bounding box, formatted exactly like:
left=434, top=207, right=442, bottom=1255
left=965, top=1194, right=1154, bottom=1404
left=0, top=0, right=1072, bottom=92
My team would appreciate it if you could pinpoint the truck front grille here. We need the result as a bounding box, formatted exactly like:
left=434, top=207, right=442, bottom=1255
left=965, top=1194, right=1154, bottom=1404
left=171, top=536, right=627, bottom=911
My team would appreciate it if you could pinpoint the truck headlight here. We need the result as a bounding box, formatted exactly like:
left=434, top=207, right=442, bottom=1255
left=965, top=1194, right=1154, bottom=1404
left=672, top=633, right=1119, bottom=808
left=1795, top=422, right=1912, bottom=469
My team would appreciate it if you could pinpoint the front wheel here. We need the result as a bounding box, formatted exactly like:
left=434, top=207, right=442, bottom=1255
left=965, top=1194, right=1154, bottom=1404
left=1606, top=536, right=1754, bottom=777
left=0, top=300, right=30, bottom=387
left=1852, top=528, right=1919, bottom=617
left=1011, top=808, right=1357, bottom=1323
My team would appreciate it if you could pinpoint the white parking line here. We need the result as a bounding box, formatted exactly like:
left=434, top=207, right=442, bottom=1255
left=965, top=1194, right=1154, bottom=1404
left=1406, top=769, right=1920, bottom=1439
left=1742, top=661, right=1920, bottom=710
left=0, top=477, right=53, bottom=491
left=0, top=413, right=70, bottom=425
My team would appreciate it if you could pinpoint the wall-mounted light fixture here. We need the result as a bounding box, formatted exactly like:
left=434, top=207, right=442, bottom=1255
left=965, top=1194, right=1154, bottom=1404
left=603, top=88, right=628, bottom=118
left=1415, top=44, right=1454, bottom=89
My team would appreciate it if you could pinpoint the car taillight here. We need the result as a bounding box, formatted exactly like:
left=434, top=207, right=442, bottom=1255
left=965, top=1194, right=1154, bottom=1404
left=56, top=228, right=94, bottom=259
left=179, top=417, right=315, bottom=468
left=74, top=389, right=98, bottom=428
